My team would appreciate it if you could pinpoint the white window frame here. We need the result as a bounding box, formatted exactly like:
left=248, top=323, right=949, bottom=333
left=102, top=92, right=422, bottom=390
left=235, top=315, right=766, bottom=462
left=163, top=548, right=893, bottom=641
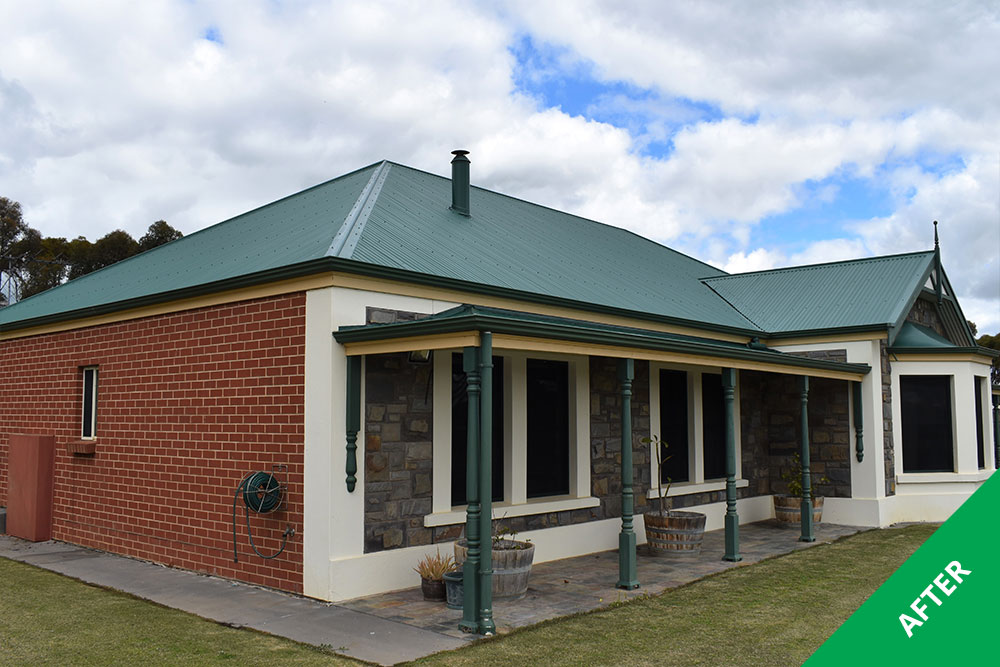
left=892, top=359, right=996, bottom=482
left=647, top=363, right=746, bottom=500
left=426, top=349, right=595, bottom=526
left=81, top=366, right=98, bottom=440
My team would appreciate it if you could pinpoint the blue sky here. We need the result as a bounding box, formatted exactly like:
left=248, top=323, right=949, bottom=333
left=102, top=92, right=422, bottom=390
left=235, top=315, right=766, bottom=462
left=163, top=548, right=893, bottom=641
left=0, top=1, right=997, bottom=331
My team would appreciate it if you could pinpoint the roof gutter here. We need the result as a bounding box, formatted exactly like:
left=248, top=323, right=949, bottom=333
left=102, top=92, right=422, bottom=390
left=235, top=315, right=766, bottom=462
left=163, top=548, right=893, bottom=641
left=1, top=256, right=768, bottom=340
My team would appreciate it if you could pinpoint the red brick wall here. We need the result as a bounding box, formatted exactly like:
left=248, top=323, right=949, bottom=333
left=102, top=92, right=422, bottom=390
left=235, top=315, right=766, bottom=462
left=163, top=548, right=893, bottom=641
left=0, top=293, right=306, bottom=593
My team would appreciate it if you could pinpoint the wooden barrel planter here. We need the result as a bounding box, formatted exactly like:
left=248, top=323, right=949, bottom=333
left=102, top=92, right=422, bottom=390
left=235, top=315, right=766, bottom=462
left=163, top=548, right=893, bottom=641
left=643, top=510, right=707, bottom=556
left=455, top=539, right=535, bottom=599
left=773, top=495, right=824, bottom=525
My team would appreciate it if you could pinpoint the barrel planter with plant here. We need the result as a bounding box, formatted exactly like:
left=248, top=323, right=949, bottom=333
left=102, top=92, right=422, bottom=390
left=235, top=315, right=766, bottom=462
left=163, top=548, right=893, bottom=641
left=774, top=453, right=827, bottom=526
left=455, top=521, right=535, bottom=599
left=641, top=435, right=707, bottom=556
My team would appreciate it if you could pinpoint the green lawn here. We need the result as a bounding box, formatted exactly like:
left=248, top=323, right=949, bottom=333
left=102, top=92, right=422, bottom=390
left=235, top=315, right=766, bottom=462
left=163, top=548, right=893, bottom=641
left=0, top=524, right=934, bottom=666
left=0, top=558, right=358, bottom=666
left=412, top=524, right=936, bottom=666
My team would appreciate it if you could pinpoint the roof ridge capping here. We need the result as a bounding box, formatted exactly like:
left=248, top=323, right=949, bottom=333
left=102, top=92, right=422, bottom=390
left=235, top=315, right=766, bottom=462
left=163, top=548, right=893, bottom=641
left=701, top=249, right=936, bottom=283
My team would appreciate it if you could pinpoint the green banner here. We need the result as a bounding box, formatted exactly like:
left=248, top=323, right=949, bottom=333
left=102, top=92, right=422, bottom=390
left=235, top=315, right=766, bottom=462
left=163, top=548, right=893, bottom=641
left=808, top=472, right=999, bottom=664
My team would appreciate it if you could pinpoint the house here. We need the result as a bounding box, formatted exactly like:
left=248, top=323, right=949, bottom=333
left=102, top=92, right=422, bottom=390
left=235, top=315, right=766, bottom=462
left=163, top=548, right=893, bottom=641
left=1, top=151, right=996, bottom=621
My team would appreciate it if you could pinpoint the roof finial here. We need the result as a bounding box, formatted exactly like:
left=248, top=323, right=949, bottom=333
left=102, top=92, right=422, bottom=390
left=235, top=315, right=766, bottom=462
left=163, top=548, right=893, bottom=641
left=933, top=220, right=939, bottom=249
left=933, top=220, right=942, bottom=305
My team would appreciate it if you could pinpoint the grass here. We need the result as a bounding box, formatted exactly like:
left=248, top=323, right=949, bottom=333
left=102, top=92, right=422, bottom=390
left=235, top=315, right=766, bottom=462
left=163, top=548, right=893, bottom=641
left=0, top=524, right=934, bottom=666
left=0, top=558, right=359, bottom=666
left=412, top=524, right=936, bottom=666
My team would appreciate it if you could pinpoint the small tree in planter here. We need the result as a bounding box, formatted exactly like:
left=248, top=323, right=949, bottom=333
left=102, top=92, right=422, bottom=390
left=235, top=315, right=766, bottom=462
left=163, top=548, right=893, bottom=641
left=773, top=452, right=828, bottom=525
left=641, top=435, right=706, bottom=556
left=414, top=550, right=454, bottom=601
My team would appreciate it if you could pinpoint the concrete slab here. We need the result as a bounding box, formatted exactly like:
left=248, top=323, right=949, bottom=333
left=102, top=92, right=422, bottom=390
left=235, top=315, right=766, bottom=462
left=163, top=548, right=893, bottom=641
left=0, top=535, right=465, bottom=665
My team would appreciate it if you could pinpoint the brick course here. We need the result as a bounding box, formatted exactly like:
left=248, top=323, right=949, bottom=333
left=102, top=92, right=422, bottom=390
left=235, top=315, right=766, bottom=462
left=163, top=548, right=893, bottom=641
left=0, top=293, right=306, bottom=593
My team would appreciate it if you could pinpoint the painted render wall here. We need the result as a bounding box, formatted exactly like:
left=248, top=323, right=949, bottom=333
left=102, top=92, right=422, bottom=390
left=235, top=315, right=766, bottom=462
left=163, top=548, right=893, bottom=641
left=0, top=293, right=307, bottom=592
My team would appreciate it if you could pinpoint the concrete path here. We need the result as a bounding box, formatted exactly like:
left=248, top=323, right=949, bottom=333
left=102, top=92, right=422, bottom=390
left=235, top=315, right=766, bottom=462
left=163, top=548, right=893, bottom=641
left=0, top=535, right=467, bottom=665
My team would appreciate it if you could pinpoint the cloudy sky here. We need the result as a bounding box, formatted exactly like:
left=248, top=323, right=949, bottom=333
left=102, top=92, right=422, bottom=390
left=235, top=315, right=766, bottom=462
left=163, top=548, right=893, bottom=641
left=2, top=1, right=998, bottom=332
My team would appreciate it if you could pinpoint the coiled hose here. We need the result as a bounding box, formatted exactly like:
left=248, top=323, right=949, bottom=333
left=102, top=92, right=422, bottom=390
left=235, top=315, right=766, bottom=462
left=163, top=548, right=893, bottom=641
left=232, top=471, right=294, bottom=562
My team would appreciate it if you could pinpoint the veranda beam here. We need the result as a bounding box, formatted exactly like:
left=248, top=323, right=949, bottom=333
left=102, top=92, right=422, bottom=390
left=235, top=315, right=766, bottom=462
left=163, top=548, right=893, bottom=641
left=616, top=358, right=639, bottom=590
left=477, top=332, right=496, bottom=635
left=459, top=347, right=482, bottom=634
left=722, top=368, right=741, bottom=562
left=800, top=376, right=815, bottom=543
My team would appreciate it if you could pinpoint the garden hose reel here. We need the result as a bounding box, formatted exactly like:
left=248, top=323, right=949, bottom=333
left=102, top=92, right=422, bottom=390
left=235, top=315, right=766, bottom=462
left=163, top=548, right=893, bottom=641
left=232, top=465, right=295, bottom=562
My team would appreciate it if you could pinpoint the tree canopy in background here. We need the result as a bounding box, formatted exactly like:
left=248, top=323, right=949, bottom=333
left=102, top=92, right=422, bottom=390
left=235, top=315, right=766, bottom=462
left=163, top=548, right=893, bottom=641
left=0, top=196, right=183, bottom=302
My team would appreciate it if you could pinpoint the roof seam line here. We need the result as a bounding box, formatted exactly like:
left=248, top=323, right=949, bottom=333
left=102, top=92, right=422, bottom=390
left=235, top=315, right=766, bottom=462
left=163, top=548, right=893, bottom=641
left=326, top=161, right=391, bottom=259
left=700, top=280, right=766, bottom=333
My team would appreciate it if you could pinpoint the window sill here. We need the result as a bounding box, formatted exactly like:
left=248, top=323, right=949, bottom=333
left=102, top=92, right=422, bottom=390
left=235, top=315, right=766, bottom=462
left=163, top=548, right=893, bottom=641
left=647, top=478, right=748, bottom=499
left=423, top=495, right=601, bottom=527
left=65, top=440, right=97, bottom=456
left=897, top=470, right=994, bottom=484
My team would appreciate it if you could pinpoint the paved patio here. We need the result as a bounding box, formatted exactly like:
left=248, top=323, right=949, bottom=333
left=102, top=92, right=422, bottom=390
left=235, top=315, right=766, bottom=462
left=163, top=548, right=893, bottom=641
left=342, top=520, right=865, bottom=639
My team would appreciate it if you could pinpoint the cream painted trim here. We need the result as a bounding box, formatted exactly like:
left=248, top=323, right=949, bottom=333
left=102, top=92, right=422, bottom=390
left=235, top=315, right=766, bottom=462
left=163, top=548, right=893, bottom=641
left=889, top=352, right=994, bottom=364
left=491, top=334, right=865, bottom=380
left=767, top=332, right=887, bottom=346
left=897, top=470, right=994, bottom=484
left=342, top=332, right=478, bottom=356
left=328, top=272, right=751, bottom=343
left=0, top=273, right=336, bottom=341
left=647, top=478, right=749, bottom=499
left=423, top=495, right=601, bottom=527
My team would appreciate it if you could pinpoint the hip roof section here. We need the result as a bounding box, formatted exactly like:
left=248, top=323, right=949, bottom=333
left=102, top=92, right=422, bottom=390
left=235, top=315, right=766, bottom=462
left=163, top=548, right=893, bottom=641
left=701, top=252, right=936, bottom=335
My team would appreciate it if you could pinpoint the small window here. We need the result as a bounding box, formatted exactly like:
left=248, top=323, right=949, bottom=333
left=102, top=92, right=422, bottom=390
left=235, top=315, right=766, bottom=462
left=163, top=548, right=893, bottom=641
left=975, top=378, right=985, bottom=470
left=81, top=366, right=98, bottom=439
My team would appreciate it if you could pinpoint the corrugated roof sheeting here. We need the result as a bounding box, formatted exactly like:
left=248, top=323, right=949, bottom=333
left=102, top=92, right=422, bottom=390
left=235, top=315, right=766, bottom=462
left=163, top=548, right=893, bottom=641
left=349, top=165, right=757, bottom=331
left=702, top=252, right=935, bottom=334
left=0, top=165, right=378, bottom=325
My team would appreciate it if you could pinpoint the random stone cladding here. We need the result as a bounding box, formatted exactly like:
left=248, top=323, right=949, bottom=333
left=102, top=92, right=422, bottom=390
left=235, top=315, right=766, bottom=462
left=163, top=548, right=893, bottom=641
left=906, top=296, right=947, bottom=337
left=881, top=339, right=896, bottom=495
left=0, top=293, right=307, bottom=593
left=363, top=352, right=434, bottom=552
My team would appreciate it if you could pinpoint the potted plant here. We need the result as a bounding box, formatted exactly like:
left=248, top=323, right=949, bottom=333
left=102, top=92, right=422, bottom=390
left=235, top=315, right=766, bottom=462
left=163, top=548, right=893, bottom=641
left=455, top=516, right=535, bottom=599
left=641, top=435, right=706, bottom=556
left=442, top=567, right=463, bottom=609
left=414, top=550, right=454, bottom=601
left=773, top=452, right=827, bottom=525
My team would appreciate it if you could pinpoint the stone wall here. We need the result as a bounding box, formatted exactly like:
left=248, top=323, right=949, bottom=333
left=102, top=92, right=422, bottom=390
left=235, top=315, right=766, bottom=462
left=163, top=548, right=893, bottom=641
left=906, top=297, right=947, bottom=337
left=880, top=340, right=895, bottom=495
left=364, top=353, right=434, bottom=553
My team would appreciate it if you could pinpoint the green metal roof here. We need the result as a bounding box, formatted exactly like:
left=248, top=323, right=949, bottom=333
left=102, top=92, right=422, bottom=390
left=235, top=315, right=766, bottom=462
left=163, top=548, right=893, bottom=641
left=0, top=157, right=942, bottom=344
left=0, top=163, right=380, bottom=328
left=0, top=160, right=757, bottom=334
left=891, top=321, right=957, bottom=349
left=335, top=304, right=871, bottom=377
left=701, top=252, right=936, bottom=336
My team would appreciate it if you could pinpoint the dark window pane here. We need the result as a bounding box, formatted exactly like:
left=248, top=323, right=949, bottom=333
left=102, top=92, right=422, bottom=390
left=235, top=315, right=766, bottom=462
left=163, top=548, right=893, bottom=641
left=658, top=370, right=689, bottom=483
left=900, top=375, right=954, bottom=473
left=82, top=368, right=96, bottom=438
left=975, top=379, right=985, bottom=469
left=702, top=373, right=726, bottom=479
left=527, top=359, right=569, bottom=498
left=451, top=353, right=504, bottom=505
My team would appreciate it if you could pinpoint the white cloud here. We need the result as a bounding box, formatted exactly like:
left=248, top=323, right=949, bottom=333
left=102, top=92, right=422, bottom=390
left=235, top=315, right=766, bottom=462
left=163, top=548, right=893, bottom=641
left=0, top=1, right=996, bottom=329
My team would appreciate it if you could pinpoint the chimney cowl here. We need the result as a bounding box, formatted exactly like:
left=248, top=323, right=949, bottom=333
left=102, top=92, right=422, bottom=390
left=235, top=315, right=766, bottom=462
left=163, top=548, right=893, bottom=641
left=450, top=149, right=470, bottom=217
